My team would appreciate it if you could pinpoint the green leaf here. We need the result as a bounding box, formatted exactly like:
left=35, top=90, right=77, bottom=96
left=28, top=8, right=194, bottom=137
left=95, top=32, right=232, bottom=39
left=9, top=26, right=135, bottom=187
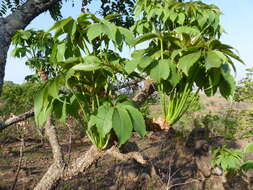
left=177, top=13, right=185, bottom=25
left=150, top=59, right=171, bottom=82
left=134, top=33, right=160, bottom=45
left=244, top=143, right=253, bottom=154
left=71, top=56, right=101, bottom=72
left=125, top=60, right=138, bottom=74
left=178, top=51, right=201, bottom=75
left=47, top=79, right=59, bottom=99
left=87, top=22, right=109, bottom=42
left=112, top=107, right=133, bottom=145
left=59, top=98, right=67, bottom=122
left=118, top=27, right=135, bottom=45
left=219, top=64, right=236, bottom=99
left=94, top=104, right=114, bottom=138
left=168, top=62, right=181, bottom=87
left=174, top=26, right=200, bottom=36
left=34, top=87, right=52, bottom=128
left=241, top=160, right=253, bottom=172
left=206, top=50, right=226, bottom=70
left=123, top=105, right=146, bottom=138
left=104, top=14, right=121, bottom=21
left=71, top=63, right=100, bottom=72
left=137, top=56, right=154, bottom=70
left=56, top=43, right=66, bottom=62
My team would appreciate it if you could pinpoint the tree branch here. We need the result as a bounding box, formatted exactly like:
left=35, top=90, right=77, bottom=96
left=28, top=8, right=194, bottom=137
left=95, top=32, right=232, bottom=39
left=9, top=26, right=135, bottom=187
left=133, top=79, right=155, bottom=104
left=0, top=110, right=34, bottom=131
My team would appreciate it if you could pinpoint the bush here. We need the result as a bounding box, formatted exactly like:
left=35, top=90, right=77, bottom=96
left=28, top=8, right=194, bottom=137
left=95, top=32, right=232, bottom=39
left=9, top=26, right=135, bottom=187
left=0, top=81, right=42, bottom=116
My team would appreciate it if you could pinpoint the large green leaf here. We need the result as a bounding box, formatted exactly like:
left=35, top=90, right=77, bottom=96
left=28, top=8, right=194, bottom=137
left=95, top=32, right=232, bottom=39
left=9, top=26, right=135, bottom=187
left=125, top=60, right=138, bottom=74
left=118, top=27, right=135, bottom=46
left=206, top=50, right=226, bottom=70
left=219, top=64, right=236, bottom=99
left=123, top=105, right=146, bottom=138
left=56, top=43, right=66, bottom=62
left=150, top=59, right=171, bottom=83
left=87, top=22, right=110, bottom=42
left=34, top=87, right=52, bottom=128
left=178, top=51, right=201, bottom=75
left=167, top=62, right=181, bottom=87
left=94, top=104, right=114, bottom=138
left=112, top=107, right=133, bottom=145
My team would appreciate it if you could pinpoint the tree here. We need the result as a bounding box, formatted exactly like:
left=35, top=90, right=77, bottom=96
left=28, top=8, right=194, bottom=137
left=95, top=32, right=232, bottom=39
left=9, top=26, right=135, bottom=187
left=2, top=0, right=242, bottom=189
left=0, top=0, right=136, bottom=95
left=126, top=0, right=243, bottom=125
left=0, top=0, right=62, bottom=95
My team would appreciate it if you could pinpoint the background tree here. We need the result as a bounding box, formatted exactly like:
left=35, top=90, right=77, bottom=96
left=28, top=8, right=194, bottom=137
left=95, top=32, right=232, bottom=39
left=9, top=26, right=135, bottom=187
left=0, top=0, right=137, bottom=95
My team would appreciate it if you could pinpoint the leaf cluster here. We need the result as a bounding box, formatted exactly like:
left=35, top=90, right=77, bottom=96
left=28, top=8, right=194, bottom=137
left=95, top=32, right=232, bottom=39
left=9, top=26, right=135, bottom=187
left=212, top=143, right=253, bottom=173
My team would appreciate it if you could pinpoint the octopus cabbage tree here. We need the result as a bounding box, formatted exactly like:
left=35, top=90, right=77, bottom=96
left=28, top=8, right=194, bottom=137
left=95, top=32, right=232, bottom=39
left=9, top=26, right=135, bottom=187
left=125, top=0, right=243, bottom=126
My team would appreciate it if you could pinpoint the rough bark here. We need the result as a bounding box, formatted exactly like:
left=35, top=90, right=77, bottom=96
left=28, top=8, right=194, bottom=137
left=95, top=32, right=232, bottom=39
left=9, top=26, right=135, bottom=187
left=35, top=143, right=148, bottom=190
left=0, top=0, right=60, bottom=95
left=34, top=117, right=65, bottom=190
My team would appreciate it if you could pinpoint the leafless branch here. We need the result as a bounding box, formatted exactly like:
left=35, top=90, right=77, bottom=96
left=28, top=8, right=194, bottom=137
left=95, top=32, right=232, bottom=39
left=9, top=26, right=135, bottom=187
left=11, top=137, right=24, bottom=190
left=0, top=110, right=34, bottom=131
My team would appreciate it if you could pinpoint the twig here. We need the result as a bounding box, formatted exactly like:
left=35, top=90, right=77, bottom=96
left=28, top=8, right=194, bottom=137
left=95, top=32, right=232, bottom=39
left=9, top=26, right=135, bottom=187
left=167, top=179, right=201, bottom=190
left=11, top=137, right=24, bottom=190
left=66, top=123, right=73, bottom=164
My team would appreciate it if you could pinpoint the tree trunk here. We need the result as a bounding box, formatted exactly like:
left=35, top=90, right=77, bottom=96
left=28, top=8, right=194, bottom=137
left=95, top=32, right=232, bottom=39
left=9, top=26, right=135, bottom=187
left=0, top=0, right=60, bottom=95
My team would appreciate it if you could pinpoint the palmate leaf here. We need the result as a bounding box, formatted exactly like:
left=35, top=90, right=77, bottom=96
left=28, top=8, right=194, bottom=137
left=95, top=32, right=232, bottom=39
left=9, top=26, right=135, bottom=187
left=178, top=51, right=201, bottom=76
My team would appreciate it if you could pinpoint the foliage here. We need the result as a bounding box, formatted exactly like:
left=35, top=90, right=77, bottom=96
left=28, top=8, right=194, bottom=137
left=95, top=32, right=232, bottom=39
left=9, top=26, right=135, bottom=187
left=12, top=29, right=59, bottom=81
left=212, top=143, right=253, bottom=173
left=0, top=0, right=64, bottom=20
left=12, top=0, right=242, bottom=149
left=31, top=13, right=145, bottom=149
left=100, top=0, right=135, bottom=28
left=0, top=81, right=42, bottom=116
left=234, top=68, right=253, bottom=104
left=125, top=0, right=242, bottom=125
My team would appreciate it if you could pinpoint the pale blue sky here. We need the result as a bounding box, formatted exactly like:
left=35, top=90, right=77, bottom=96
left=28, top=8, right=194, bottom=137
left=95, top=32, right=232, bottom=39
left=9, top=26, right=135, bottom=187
left=5, top=0, right=253, bottom=83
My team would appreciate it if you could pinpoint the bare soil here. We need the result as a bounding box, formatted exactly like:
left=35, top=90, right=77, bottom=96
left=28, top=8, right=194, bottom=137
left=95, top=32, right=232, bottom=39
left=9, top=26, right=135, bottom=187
left=0, top=95, right=252, bottom=190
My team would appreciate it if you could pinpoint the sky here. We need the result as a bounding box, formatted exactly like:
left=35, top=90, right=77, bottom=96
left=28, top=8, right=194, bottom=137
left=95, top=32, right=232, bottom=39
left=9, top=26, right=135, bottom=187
left=4, top=0, right=253, bottom=84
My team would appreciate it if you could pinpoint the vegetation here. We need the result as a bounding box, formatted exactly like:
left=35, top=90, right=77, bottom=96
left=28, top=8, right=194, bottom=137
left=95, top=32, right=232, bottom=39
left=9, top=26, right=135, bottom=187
left=0, top=0, right=252, bottom=189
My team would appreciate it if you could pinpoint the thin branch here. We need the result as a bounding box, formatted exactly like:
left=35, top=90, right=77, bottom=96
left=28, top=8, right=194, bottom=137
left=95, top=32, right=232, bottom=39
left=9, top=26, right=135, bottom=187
left=0, top=110, right=34, bottom=131
left=11, top=137, right=24, bottom=190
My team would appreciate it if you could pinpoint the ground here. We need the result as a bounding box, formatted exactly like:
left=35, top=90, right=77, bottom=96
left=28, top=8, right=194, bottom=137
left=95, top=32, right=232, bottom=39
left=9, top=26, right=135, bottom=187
left=0, top=95, right=252, bottom=190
